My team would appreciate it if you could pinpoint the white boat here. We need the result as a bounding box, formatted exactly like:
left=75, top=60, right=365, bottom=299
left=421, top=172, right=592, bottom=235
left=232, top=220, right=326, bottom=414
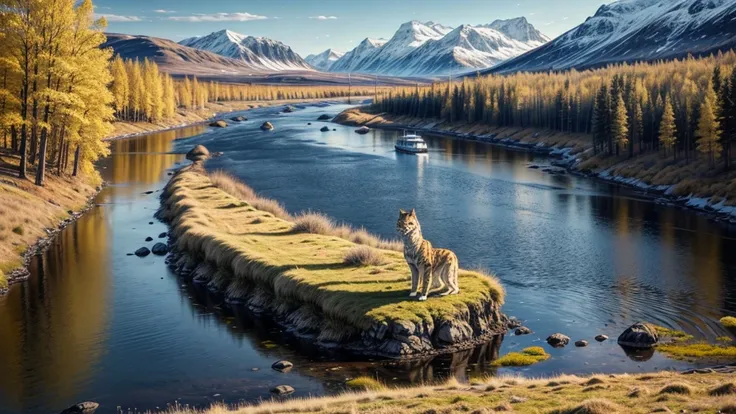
left=395, top=132, right=428, bottom=154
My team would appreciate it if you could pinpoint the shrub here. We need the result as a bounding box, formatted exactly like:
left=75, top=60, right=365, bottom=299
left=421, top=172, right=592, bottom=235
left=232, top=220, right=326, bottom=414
left=658, top=383, right=693, bottom=395
left=709, top=383, right=736, bottom=396
left=292, top=211, right=334, bottom=235
left=346, top=377, right=386, bottom=391
left=344, top=246, right=386, bottom=267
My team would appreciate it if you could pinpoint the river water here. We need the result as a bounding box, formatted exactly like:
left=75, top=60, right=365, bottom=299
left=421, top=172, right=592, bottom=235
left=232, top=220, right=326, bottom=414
left=0, top=102, right=735, bottom=413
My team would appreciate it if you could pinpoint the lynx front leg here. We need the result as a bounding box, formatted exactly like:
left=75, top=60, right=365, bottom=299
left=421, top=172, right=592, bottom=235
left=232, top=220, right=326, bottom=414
left=418, top=265, right=432, bottom=301
left=408, top=264, right=419, bottom=297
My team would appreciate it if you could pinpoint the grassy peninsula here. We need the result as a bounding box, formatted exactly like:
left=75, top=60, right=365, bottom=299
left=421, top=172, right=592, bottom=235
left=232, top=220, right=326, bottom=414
left=159, top=161, right=506, bottom=357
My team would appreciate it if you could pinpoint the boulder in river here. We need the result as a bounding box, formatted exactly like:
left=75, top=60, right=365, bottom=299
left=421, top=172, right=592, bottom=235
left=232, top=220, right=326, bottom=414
left=60, top=401, right=99, bottom=413
left=145, top=236, right=153, bottom=242
left=272, top=360, right=293, bottom=372
left=355, top=126, right=370, bottom=134
left=151, top=242, right=169, bottom=256
left=317, top=114, right=331, bottom=121
left=595, top=334, right=609, bottom=342
left=231, top=116, right=247, bottom=122
left=515, top=326, right=532, bottom=335
left=546, top=333, right=570, bottom=347
left=209, top=120, right=228, bottom=128
left=260, top=121, right=274, bottom=131
left=617, top=322, right=659, bottom=348
left=506, top=317, right=522, bottom=329
left=270, top=385, right=295, bottom=395
left=282, top=106, right=295, bottom=113
left=134, top=247, right=150, bottom=257
left=320, top=126, right=330, bottom=132
left=186, top=145, right=210, bottom=162
left=575, top=340, right=588, bottom=347
left=158, top=232, right=168, bottom=238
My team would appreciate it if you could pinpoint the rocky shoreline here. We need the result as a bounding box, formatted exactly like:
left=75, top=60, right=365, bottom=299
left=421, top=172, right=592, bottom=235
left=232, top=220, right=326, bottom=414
left=1, top=186, right=102, bottom=295
left=334, top=109, right=736, bottom=227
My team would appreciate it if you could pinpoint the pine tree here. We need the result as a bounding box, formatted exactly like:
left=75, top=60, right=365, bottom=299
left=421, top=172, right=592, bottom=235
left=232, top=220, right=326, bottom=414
left=696, top=86, right=722, bottom=167
left=611, top=92, right=629, bottom=155
left=111, top=56, right=129, bottom=118
left=659, top=97, right=677, bottom=157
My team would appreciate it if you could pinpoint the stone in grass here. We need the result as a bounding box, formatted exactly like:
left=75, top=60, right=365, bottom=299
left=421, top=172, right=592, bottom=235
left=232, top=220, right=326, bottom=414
left=145, top=236, right=153, bottom=242
left=575, top=340, right=588, bottom=347
left=134, top=247, right=150, bottom=257
left=59, top=401, right=99, bottom=413
left=595, top=334, right=609, bottom=342
left=546, top=333, right=570, bottom=348
left=270, top=385, right=294, bottom=395
left=151, top=243, right=169, bottom=256
left=272, top=360, right=293, bottom=372
left=320, top=126, right=330, bottom=132
left=158, top=232, right=167, bottom=238
left=618, top=322, right=658, bottom=349
left=515, top=326, right=532, bottom=335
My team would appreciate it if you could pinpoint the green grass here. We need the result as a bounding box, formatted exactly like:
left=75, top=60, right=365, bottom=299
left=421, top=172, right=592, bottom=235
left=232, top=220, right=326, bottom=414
left=720, top=316, right=736, bottom=329
left=717, top=336, right=733, bottom=343
left=162, top=167, right=505, bottom=342
left=652, top=325, right=694, bottom=342
left=491, top=346, right=550, bottom=367
left=345, top=377, right=386, bottom=391
left=656, top=342, right=736, bottom=359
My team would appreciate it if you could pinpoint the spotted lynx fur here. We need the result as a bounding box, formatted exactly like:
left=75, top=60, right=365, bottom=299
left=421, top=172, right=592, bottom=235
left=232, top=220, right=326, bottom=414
left=396, top=209, right=460, bottom=301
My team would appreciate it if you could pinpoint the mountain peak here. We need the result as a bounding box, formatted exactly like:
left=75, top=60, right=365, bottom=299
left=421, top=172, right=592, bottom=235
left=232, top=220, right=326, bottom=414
left=485, top=17, right=549, bottom=43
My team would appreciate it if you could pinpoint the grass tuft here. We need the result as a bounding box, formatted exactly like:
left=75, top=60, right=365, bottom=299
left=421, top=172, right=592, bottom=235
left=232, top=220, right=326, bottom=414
left=709, top=383, right=736, bottom=396
left=11, top=225, right=24, bottom=235
left=344, top=246, right=387, bottom=267
left=208, top=170, right=291, bottom=220
left=720, top=316, right=736, bottom=329
left=550, top=398, right=623, bottom=414
left=658, top=383, right=693, bottom=395
left=492, top=346, right=549, bottom=366
left=346, top=377, right=386, bottom=391
left=292, top=211, right=335, bottom=235
left=656, top=342, right=736, bottom=359
left=652, top=325, right=694, bottom=342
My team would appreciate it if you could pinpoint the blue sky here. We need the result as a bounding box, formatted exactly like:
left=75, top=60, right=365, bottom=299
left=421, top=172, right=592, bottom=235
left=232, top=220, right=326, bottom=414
left=95, top=0, right=613, bottom=57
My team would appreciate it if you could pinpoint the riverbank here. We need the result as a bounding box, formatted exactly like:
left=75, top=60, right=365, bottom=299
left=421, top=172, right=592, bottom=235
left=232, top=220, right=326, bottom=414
left=0, top=150, right=99, bottom=294
left=169, top=368, right=736, bottom=414
left=335, top=107, right=736, bottom=225
left=106, top=97, right=371, bottom=141
left=158, top=160, right=507, bottom=358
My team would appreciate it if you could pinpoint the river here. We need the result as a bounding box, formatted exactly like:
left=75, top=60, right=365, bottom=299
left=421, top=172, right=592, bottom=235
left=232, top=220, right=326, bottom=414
left=0, top=102, right=735, bottom=413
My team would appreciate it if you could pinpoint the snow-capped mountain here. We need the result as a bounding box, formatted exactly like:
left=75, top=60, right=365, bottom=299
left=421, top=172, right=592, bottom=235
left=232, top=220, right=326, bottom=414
left=329, top=38, right=387, bottom=73
left=327, top=19, right=548, bottom=76
left=305, top=49, right=345, bottom=71
left=490, top=0, right=736, bottom=74
left=179, top=30, right=312, bottom=71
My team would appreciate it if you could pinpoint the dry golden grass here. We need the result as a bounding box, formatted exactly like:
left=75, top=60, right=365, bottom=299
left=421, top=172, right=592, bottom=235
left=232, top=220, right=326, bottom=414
left=344, top=246, right=387, bottom=267
left=162, top=371, right=736, bottom=414
left=162, top=167, right=503, bottom=334
left=0, top=150, right=99, bottom=289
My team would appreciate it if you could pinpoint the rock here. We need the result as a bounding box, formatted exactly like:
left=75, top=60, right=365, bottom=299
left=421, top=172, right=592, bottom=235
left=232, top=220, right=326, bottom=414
left=355, top=126, right=370, bottom=134
left=209, top=120, right=228, bottom=128
left=60, top=401, right=99, bottom=413
left=186, top=145, right=210, bottom=162
left=231, top=116, right=247, bottom=122
left=506, top=317, right=522, bottom=329
left=260, top=121, right=274, bottom=131
left=546, top=333, right=570, bottom=347
left=317, top=114, right=331, bottom=120
left=595, top=334, right=609, bottom=342
left=617, top=322, right=659, bottom=348
left=307, top=122, right=312, bottom=125
left=575, top=340, right=588, bottom=347
left=134, top=247, right=150, bottom=257
left=145, top=236, right=153, bottom=242
left=332, top=128, right=337, bottom=131
left=158, top=232, right=167, bottom=238
left=282, top=106, right=295, bottom=113
left=528, top=165, right=540, bottom=169
left=151, top=242, right=169, bottom=256
left=320, top=126, right=330, bottom=132
left=126, top=253, right=134, bottom=256
left=510, top=396, right=527, bottom=403
left=437, top=321, right=473, bottom=344
left=143, top=190, right=154, bottom=194
left=515, top=326, right=532, bottom=335
left=270, top=385, right=294, bottom=395
left=149, top=222, right=154, bottom=225
left=272, top=360, right=293, bottom=372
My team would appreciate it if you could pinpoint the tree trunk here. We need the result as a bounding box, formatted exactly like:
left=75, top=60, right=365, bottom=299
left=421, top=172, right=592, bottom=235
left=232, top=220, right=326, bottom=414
left=72, top=145, right=80, bottom=177
left=56, top=126, right=66, bottom=175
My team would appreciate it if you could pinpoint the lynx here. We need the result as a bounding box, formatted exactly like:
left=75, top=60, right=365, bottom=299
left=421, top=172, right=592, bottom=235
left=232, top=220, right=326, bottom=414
left=396, top=209, right=460, bottom=301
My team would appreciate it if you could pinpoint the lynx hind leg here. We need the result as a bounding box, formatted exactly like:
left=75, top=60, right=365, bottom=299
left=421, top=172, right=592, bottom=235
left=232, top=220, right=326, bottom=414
left=448, top=259, right=460, bottom=294
left=435, top=263, right=453, bottom=296
left=418, top=265, right=432, bottom=301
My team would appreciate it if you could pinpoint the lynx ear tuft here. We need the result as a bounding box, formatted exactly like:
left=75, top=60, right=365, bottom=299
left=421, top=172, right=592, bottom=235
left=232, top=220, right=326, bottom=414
left=410, top=208, right=416, bottom=216
left=399, top=209, right=407, bottom=215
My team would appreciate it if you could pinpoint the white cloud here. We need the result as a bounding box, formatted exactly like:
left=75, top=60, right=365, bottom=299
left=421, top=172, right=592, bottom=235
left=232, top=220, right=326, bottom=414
left=153, top=9, right=176, bottom=13
left=95, top=13, right=142, bottom=22
left=169, top=12, right=267, bottom=22
left=309, top=15, right=337, bottom=20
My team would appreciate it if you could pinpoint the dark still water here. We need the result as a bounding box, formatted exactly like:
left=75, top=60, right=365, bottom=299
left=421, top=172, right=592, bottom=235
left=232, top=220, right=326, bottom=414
left=1, top=102, right=735, bottom=413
